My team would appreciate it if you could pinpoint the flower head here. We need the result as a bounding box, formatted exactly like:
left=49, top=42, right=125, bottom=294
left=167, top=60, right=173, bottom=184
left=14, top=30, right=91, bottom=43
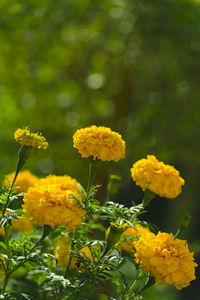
left=3, top=170, right=39, bottom=193
left=134, top=232, right=197, bottom=289
left=38, top=174, right=82, bottom=193
left=14, top=127, right=48, bottom=149
left=23, top=184, right=86, bottom=230
left=73, top=125, right=125, bottom=162
left=130, top=155, right=185, bottom=198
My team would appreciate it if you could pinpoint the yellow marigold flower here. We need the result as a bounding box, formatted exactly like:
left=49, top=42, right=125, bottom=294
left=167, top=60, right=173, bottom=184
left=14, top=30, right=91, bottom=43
left=106, top=223, right=150, bottom=253
left=55, top=236, right=94, bottom=270
left=14, top=127, right=48, bottom=149
left=2, top=170, right=39, bottom=193
left=130, top=155, right=185, bottom=198
left=73, top=125, right=125, bottom=162
left=134, top=232, right=197, bottom=289
left=38, top=175, right=81, bottom=193
left=23, top=184, right=86, bottom=230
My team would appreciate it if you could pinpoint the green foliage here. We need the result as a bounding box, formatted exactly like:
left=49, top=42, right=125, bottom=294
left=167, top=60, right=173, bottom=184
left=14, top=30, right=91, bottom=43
left=9, top=238, right=34, bottom=257
left=0, top=210, right=22, bottom=228
left=100, top=202, right=145, bottom=224
left=0, top=180, right=159, bottom=299
left=0, top=293, right=33, bottom=300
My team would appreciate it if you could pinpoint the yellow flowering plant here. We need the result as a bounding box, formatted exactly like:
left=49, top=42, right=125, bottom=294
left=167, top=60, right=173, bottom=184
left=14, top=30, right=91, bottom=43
left=0, top=126, right=197, bottom=300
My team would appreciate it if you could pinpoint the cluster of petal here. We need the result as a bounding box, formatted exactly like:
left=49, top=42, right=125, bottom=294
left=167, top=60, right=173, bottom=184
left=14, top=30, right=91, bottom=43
left=130, top=155, right=185, bottom=198
left=23, top=184, right=86, bottom=230
left=3, top=170, right=39, bottom=193
left=55, top=236, right=93, bottom=270
left=106, top=223, right=150, bottom=253
left=14, top=127, right=48, bottom=149
left=134, top=232, right=197, bottom=289
left=38, top=175, right=81, bottom=193
left=73, top=125, right=125, bottom=162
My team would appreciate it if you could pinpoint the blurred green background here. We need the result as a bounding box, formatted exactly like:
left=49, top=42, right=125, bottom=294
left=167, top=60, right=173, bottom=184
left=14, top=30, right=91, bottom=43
left=0, top=0, right=200, bottom=298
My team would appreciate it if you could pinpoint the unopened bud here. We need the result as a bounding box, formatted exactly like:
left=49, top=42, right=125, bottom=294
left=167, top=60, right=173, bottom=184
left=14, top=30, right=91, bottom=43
left=107, top=175, right=121, bottom=201
left=104, top=222, right=124, bottom=255
left=180, top=215, right=191, bottom=230
left=18, top=145, right=34, bottom=170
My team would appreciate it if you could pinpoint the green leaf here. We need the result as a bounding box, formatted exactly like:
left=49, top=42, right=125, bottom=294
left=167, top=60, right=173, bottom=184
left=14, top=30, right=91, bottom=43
left=0, top=241, right=6, bottom=251
left=37, top=272, right=49, bottom=286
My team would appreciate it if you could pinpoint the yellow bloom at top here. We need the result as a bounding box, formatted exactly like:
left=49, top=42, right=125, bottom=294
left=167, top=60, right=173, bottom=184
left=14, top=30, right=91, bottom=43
left=73, top=125, right=125, bottom=162
left=38, top=174, right=82, bottom=193
left=134, top=231, right=197, bottom=290
left=14, top=127, right=48, bottom=149
left=23, top=184, right=86, bottom=230
left=2, top=170, right=39, bottom=193
left=130, top=155, right=185, bottom=198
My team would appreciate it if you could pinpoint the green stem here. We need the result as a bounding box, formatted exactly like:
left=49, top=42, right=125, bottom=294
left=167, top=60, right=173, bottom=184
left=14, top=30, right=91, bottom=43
left=2, top=145, right=34, bottom=216
left=9, top=170, right=18, bottom=192
left=2, top=168, right=19, bottom=217
left=174, top=228, right=180, bottom=239
left=124, top=275, right=155, bottom=299
left=87, top=157, right=97, bottom=192
left=1, top=225, right=11, bottom=294
left=29, top=225, right=52, bottom=255
left=124, top=278, right=138, bottom=300
left=64, top=229, right=77, bottom=278
left=4, top=225, right=10, bottom=260
left=1, top=272, right=11, bottom=294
